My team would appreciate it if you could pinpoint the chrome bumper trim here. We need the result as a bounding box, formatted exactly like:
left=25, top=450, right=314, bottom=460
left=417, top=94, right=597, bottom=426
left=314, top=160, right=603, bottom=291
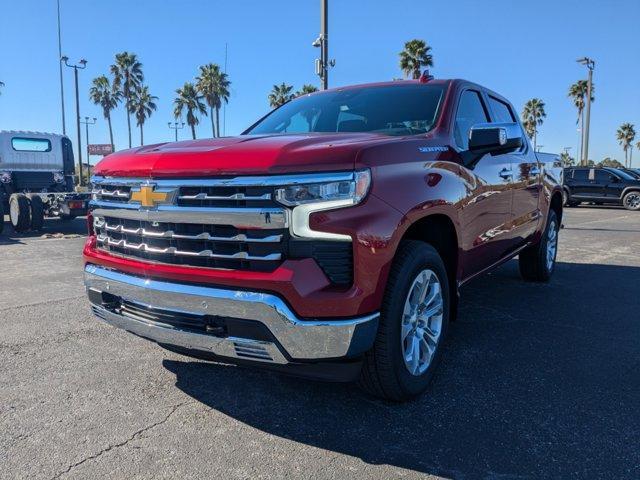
left=90, top=205, right=287, bottom=229
left=84, top=265, right=379, bottom=361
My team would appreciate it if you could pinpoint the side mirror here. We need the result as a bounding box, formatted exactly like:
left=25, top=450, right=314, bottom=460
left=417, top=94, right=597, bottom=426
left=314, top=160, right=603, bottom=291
left=468, top=122, right=523, bottom=156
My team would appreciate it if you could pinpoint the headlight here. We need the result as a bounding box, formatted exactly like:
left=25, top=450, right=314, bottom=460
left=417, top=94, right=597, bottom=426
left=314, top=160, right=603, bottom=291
left=53, top=171, right=65, bottom=183
left=275, top=170, right=371, bottom=241
left=0, top=171, right=11, bottom=184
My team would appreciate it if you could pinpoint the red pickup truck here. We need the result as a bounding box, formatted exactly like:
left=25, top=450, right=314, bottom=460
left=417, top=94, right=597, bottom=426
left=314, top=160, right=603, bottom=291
left=84, top=78, right=563, bottom=401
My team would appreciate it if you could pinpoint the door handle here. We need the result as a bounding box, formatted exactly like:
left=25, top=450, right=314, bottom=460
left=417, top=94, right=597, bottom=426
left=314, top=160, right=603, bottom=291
left=499, top=168, right=513, bottom=180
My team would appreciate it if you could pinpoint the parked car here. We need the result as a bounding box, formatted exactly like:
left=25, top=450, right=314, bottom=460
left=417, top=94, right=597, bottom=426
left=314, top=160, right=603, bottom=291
left=84, top=78, right=563, bottom=401
left=563, top=166, right=640, bottom=210
left=0, top=131, right=90, bottom=234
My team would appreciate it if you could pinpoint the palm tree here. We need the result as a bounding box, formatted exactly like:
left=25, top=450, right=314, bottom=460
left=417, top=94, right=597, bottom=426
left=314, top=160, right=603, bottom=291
left=89, top=75, right=121, bottom=150
left=521, top=98, right=546, bottom=151
left=173, top=82, right=207, bottom=140
left=568, top=80, right=595, bottom=163
left=559, top=151, right=575, bottom=167
left=0, top=81, right=4, bottom=96
left=130, top=85, right=157, bottom=146
left=110, top=52, right=144, bottom=148
left=295, top=84, right=318, bottom=97
left=616, top=123, right=636, bottom=168
left=399, top=39, right=433, bottom=79
left=195, top=63, right=231, bottom=138
left=268, top=83, right=294, bottom=108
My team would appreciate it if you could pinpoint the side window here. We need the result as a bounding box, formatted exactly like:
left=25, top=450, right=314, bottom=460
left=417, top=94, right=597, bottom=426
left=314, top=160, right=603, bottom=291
left=454, top=90, right=488, bottom=150
left=488, top=96, right=516, bottom=123
left=573, top=169, right=588, bottom=181
left=594, top=170, right=611, bottom=183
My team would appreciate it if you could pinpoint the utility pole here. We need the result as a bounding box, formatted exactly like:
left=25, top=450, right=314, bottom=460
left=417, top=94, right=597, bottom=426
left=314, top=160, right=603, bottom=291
left=577, top=57, right=595, bottom=166
left=223, top=42, right=228, bottom=137
left=80, top=117, right=96, bottom=184
left=56, top=0, right=66, bottom=135
left=313, top=0, right=334, bottom=90
left=168, top=121, right=185, bottom=142
left=62, top=56, right=87, bottom=186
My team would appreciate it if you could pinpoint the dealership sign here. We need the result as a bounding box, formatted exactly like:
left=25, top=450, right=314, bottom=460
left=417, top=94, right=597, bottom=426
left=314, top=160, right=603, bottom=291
left=88, top=144, right=114, bottom=156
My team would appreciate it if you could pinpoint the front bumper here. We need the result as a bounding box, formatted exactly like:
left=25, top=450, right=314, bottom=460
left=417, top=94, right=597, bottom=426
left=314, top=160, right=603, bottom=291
left=84, top=265, right=379, bottom=366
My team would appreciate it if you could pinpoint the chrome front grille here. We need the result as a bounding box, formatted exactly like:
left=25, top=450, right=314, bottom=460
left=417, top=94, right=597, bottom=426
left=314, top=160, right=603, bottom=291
left=90, top=176, right=289, bottom=272
left=92, top=214, right=285, bottom=271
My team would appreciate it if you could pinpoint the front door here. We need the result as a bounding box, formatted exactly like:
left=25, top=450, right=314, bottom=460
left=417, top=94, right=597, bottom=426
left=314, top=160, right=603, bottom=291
left=454, top=90, right=513, bottom=278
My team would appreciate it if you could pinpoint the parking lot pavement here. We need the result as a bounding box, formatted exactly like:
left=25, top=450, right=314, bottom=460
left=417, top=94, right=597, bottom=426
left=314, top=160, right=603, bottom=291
left=1, top=207, right=639, bottom=480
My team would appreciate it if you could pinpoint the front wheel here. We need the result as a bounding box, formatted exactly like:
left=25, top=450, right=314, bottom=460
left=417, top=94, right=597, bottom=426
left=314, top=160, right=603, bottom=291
left=622, top=191, right=640, bottom=211
left=519, top=209, right=559, bottom=282
left=359, top=240, right=449, bottom=402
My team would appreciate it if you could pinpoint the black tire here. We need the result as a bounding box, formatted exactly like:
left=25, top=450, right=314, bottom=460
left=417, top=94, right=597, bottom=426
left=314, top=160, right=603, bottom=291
left=9, top=193, right=31, bottom=233
left=622, top=191, right=640, bottom=211
left=27, top=194, right=45, bottom=231
left=359, top=240, right=450, bottom=402
left=519, top=209, right=559, bottom=282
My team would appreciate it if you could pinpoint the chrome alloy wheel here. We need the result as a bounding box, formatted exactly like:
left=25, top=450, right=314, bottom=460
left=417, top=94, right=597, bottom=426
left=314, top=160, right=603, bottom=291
left=9, top=199, right=19, bottom=225
left=624, top=192, right=640, bottom=209
left=401, top=269, right=444, bottom=376
left=546, top=219, right=558, bottom=271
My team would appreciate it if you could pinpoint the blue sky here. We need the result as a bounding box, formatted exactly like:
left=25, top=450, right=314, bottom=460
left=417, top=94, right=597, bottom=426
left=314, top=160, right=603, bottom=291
left=1, top=0, right=639, bottom=166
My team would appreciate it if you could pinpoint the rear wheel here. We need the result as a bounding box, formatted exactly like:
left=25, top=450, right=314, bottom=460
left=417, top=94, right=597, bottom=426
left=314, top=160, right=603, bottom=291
left=9, top=193, right=31, bottom=233
left=519, top=209, right=559, bottom=282
left=27, top=194, right=45, bottom=231
left=359, top=240, right=449, bottom=401
left=622, top=191, right=640, bottom=211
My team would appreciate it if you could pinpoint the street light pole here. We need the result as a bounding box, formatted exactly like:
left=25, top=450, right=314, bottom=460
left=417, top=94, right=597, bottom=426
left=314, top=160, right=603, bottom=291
left=56, top=0, right=66, bottom=135
left=62, top=57, right=87, bottom=186
left=168, top=122, right=185, bottom=142
left=80, top=117, right=96, bottom=182
left=312, top=0, right=333, bottom=90
left=577, top=57, right=595, bottom=166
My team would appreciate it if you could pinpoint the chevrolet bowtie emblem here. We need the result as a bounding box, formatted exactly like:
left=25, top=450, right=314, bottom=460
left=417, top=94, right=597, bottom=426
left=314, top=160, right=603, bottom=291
left=130, top=185, right=175, bottom=208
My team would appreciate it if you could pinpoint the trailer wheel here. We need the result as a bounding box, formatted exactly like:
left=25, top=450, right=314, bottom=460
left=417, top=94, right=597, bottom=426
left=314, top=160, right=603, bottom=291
left=9, top=193, right=31, bottom=233
left=27, top=194, right=45, bottom=231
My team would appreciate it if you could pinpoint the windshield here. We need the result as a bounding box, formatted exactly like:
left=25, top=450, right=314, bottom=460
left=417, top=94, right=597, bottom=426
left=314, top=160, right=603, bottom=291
left=245, top=84, right=445, bottom=137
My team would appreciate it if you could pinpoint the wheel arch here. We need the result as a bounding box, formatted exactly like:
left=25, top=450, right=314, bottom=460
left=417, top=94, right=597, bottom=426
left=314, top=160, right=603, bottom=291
left=397, top=212, right=460, bottom=319
left=550, top=189, right=563, bottom=224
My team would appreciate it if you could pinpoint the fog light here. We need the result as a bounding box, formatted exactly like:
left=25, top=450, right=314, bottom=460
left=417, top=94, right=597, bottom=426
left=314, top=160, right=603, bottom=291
left=53, top=171, right=65, bottom=183
left=0, top=171, right=11, bottom=183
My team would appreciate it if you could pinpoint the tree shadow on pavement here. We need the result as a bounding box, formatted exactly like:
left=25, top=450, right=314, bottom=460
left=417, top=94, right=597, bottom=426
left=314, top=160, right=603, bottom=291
left=163, top=260, right=640, bottom=479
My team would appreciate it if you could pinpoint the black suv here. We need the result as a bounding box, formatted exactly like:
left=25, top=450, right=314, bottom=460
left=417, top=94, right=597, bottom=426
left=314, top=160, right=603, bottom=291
left=563, top=167, right=640, bottom=211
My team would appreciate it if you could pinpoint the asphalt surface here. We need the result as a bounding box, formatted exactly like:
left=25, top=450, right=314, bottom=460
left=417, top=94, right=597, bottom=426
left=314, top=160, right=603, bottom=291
left=1, top=207, right=639, bottom=480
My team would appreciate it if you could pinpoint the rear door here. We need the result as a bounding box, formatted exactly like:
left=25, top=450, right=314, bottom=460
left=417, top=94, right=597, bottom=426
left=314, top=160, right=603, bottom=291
left=456, top=89, right=514, bottom=278
left=486, top=94, right=540, bottom=245
left=569, top=168, right=595, bottom=199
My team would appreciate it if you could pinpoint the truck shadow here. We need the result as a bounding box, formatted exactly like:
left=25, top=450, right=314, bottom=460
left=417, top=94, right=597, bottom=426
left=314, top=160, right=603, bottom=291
left=163, top=260, right=640, bottom=479
left=0, top=215, right=87, bottom=244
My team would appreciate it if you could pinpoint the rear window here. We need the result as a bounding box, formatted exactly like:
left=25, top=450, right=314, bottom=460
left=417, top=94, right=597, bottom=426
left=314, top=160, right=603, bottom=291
left=11, top=137, right=52, bottom=152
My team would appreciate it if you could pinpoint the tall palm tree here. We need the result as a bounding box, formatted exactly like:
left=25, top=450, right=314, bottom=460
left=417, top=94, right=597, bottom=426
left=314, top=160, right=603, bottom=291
left=0, top=81, right=4, bottom=96
left=568, top=80, right=595, bottom=162
left=130, top=85, right=157, bottom=146
left=268, top=83, right=294, bottom=108
left=89, top=75, right=121, bottom=150
left=521, top=98, right=546, bottom=151
left=195, top=63, right=231, bottom=138
left=616, top=123, right=636, bottom=168
left=295, top=84, right=318, bottom=97
left=399, top=39, right=433, bottom=79
left=110, top=52, right=144, bottom=148
left=173, top=82, right=207, bottom=140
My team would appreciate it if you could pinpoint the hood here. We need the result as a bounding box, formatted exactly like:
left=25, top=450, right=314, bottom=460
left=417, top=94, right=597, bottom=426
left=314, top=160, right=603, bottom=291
left=94, top=133, right=393, bottom=178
